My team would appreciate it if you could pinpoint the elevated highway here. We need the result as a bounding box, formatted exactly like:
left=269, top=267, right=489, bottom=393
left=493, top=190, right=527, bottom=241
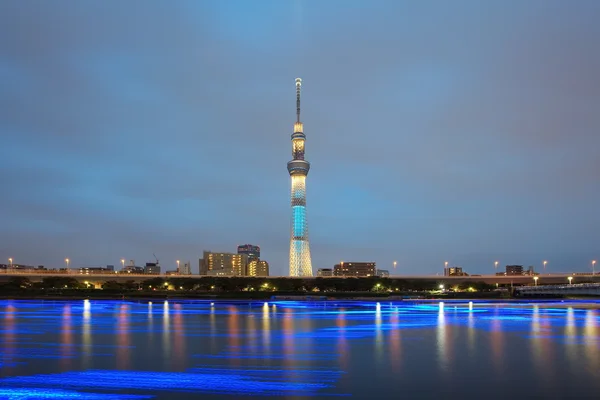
left=0, top=270, right=596, bottom=288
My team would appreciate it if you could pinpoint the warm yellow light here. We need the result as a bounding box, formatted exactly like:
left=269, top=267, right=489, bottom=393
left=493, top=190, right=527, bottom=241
left=8, top=258, right=12, bottom=263
left=164, top=282, right=168, bottom=286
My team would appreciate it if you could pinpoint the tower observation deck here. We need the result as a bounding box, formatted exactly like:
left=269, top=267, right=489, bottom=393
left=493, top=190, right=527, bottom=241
left=287, top=78, right=313, bottom=277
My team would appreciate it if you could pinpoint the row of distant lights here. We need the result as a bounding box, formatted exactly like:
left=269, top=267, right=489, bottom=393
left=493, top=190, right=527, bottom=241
left=444, top=260, right=597, bottom=271
left=6, top=258, right=597, bottom=275
left=5, top=258, right=184, bottom=268
left=343, top=260, right=597, bottom=272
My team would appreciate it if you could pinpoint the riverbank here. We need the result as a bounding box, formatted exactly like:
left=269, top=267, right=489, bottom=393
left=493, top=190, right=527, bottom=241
left=0, top=290, right=562, bottom=301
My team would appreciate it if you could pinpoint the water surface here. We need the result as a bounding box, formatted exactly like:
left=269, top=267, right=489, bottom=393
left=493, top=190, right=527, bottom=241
left=0, top=300, right=599, bottom=399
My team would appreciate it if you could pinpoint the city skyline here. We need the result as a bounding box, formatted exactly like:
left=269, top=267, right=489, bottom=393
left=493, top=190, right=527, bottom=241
left=1, top=1, right=599, bottom=276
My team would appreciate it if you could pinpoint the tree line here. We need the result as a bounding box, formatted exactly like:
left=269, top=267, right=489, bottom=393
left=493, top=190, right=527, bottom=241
left=0, top=276, right=496, bottom=293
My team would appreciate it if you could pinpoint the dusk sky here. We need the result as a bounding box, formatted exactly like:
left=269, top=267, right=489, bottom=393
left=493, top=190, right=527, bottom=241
left=1, top=0, right=599, bottom=276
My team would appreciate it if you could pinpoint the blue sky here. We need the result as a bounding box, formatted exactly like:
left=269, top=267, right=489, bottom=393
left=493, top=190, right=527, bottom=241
left=1, top=0, right=599, bottom=275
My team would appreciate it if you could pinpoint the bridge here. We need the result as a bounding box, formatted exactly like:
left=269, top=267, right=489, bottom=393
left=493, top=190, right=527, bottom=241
left=515, top=283, right=600, bottom=297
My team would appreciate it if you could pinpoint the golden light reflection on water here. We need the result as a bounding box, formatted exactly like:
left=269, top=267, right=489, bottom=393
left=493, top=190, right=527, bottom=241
left=173, top=304, right=186, bottom=370
left=60, top=304, right=73, bottom=371
left=530, top=305, right=555, bottom=393
left=116, top=303, right=131, bottom=370
left=388, top=309, right=401, bottom=373
left=336, top=309, right=349, bottom=370
left=489, top=307, right=504, bottom=373
left=227, top=305, right=240, bottom=368
left=436, top=302, right=447, bottom=372
left=3, top=303, right=16, bottom=362
left=583, top=310, right=599, bottom=372
left=374, top=303, right=383, bottom=364
left=467, top=302, right=475, bottom=357
left=262, top=302, right=271, bottom=348
left=147, top=302, right=154, bottom=349
left=282, top=308, right=294, bottom=369
left=209, top=302, right=217, bottom=354
left=564, top=307, right=577, bottom=369
left=247, top=308, right=257, bottom=356
left=162, top=301, right=170, bottom=362
left=81, top=300, right=92, bottom=369
left=227, top=306, right=239, bottom=348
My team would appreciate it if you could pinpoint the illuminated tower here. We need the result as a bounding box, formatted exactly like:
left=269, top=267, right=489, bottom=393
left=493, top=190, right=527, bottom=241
left=287, top=78, right=313, bottom=277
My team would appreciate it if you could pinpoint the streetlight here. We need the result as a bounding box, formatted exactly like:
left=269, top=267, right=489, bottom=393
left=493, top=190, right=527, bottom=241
left=439, top=284, right=444, bottom=290
left=121, top=259, right=125, bottom=269
left=494, top=261, right=499, bottom=273
left=444, top=261, right=448, bottom=275
left=8, top=258, right=13, bottom=269
left=393, top=261, right=397, bottom=270
left=65, top=258, right=70, bottom=269
left=592, top=260, right=596, bottom=277
left=543, top=260, right=547, bottom=273
left=568, top=276, right=573, bottom=285
left=176, top=260, right=180, bottom=273
left=533, top=276, right=538, bottom=286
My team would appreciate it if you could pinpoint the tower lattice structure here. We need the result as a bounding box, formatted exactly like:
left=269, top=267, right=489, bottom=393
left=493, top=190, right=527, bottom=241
left=287, top=78, right=313, bottom=277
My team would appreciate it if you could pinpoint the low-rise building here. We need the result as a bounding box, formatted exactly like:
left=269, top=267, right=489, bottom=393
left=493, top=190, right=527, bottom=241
left=248, top=260, right=269, bottom=277
left=376, top=269, right=390, bottom=277
left=199, top=251, right=248, bottom=276
left=120, top=266, right=145, bottom=274
left=180, top=261, right=191, bottom=275
left=506, top=265, right=524, bottom=276
left=144, top=263, right=161, bottom=275
left=317, top=268, right=333, bottom=277
left=333, top=262, right=376, bottom=277
left=79, top=267, right=116, bottom=275
left=446, top=267, right=466, bottom=276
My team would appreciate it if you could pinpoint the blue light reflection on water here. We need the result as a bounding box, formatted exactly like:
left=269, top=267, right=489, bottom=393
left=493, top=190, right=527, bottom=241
left=0, top=388, right=152, bottom=399
left=1, top=300, right=600, bottom=399
left=1, top=370, right=342, bottom=397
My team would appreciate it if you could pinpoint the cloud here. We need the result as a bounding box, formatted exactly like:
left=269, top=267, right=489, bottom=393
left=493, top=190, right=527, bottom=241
left=0, top=0, right=598, bottom=275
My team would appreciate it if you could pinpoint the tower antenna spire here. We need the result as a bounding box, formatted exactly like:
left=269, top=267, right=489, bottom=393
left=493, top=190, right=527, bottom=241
left=295, top=78, right=302, bottom=123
